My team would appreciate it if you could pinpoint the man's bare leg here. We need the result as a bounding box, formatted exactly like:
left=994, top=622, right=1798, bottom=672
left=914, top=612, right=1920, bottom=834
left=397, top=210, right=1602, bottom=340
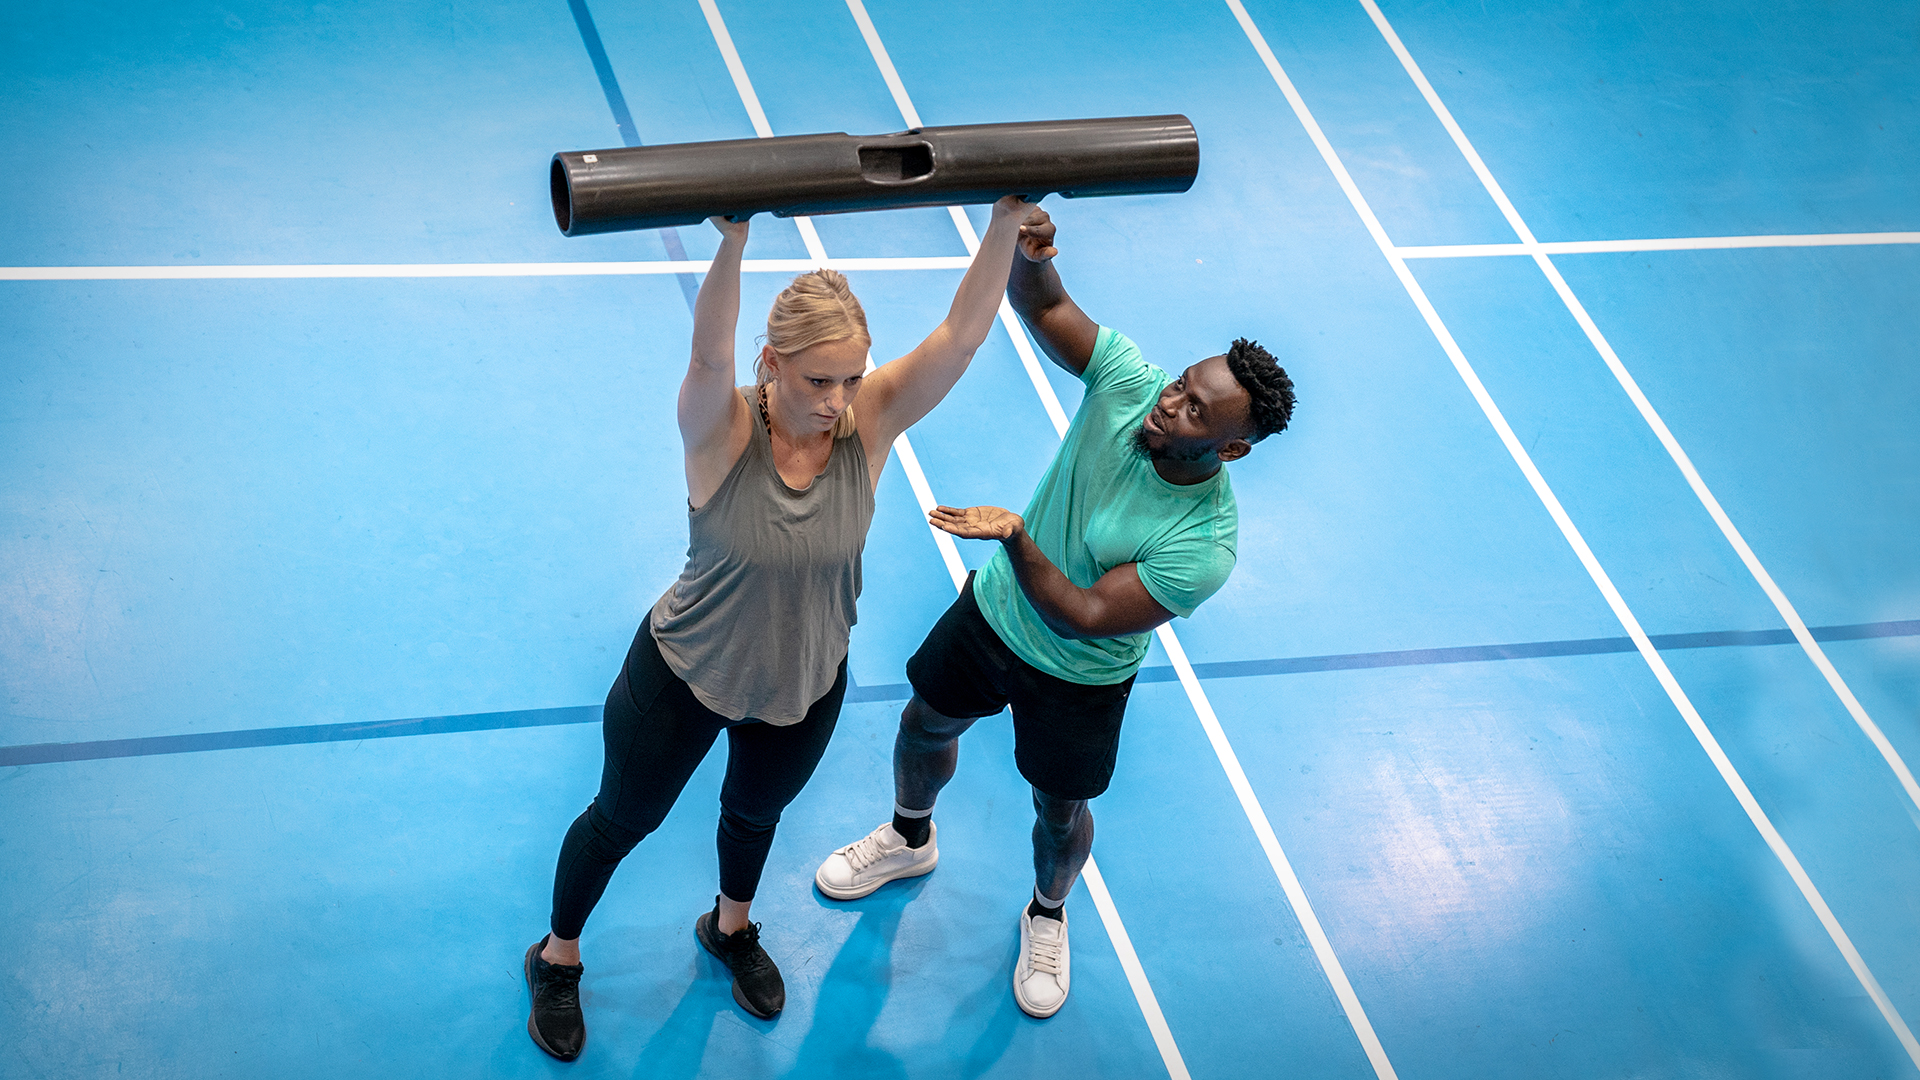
left=815, top=694, right=969, bottom=898
left=1014, top=785, right=1085, bottom=1019
left=1030, top=788, right=1092, bottom=910
left=893, top=694, right=977, bottom=820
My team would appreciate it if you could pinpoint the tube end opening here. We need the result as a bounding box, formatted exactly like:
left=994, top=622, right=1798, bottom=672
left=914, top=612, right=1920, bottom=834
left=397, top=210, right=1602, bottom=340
left=550, top=157, right=574, bottom=235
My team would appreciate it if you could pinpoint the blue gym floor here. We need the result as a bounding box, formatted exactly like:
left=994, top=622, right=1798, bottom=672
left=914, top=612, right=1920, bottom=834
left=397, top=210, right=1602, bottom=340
left=4, top=1, right=1918, bottom=1077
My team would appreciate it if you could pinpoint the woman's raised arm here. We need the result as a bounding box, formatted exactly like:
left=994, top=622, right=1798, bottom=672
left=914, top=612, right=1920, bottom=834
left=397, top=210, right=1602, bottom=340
left=858, top=196, right=1036, bottom=453
left=679, top=217, right=754, bottom=508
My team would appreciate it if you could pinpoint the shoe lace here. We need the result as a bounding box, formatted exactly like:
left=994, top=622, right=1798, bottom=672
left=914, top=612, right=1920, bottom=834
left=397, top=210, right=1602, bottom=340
left=843, top=831, right=890, bottom=872
left=539, top=961, right=582, bottom=1010
left=1027, top=930, right=1065, bottom=976
left=727, top=922, right=774, bottom=976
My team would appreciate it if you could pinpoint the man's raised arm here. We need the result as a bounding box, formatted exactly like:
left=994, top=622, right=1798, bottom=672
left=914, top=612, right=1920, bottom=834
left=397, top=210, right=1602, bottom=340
left=1007, top=209, right=1101, bottom=377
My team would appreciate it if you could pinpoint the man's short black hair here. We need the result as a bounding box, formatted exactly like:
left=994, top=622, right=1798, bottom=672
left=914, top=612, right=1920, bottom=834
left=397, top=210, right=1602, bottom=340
left=1224, top=338, right=1295, bottom=441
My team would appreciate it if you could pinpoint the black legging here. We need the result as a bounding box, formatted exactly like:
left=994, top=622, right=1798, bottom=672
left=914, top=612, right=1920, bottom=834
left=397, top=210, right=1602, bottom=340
left=549, top=625, right=846, bottom=941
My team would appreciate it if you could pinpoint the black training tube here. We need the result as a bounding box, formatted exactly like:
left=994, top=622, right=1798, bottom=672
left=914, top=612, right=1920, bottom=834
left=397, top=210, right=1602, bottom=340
left=551, top=115, right=1198, bottom=237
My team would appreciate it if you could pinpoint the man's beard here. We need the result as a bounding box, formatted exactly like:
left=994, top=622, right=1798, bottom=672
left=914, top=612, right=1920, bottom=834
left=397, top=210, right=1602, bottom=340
left=1131, top=424, right=1210, bottom=463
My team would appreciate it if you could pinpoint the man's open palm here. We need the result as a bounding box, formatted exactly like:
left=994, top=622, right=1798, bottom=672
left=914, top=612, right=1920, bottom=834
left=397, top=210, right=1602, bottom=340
left=928, top=505, right=1024, bottom=541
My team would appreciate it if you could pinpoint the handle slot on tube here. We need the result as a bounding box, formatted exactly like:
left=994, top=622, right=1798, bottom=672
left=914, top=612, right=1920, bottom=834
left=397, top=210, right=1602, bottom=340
left=858, top=142, right=935, bottom=185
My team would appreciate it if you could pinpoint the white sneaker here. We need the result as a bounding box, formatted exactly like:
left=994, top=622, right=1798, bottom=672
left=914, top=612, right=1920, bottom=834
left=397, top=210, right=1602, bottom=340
left=814, top=822, right=939, bottom=900
left=1013, top=906, right=1070, bottom=1018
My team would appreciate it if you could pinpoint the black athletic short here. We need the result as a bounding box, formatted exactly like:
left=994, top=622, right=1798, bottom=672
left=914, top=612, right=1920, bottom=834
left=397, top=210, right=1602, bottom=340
left=906, top=573, right=1136, bottom=801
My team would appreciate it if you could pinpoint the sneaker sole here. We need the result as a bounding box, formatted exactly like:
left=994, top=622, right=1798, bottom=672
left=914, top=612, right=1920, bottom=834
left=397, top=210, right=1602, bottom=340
left=812, top=848, right=939, bottom=900
left=695, top=912, right=782, bottom=1020
left=523, top=941, right=584, bottom=1061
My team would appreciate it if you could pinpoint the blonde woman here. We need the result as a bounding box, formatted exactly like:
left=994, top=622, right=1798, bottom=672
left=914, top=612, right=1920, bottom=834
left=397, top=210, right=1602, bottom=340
left=523, top=196, right=1040, bottom=1060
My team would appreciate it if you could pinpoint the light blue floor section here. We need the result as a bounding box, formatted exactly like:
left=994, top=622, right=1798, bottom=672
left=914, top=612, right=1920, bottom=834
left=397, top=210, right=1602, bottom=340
left=3, top=0, right=1916, bottom=1077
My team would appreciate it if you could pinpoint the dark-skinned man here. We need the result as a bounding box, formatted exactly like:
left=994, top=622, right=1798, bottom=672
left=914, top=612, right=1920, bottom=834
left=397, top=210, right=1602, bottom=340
left=815, top=207, right=1296, bottom=1017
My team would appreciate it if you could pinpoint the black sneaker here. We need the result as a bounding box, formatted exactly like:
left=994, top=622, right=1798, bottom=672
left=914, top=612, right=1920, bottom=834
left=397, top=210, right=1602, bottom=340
left=695, top=900, right=785, bottom=1019
left=523, top=937, right=586, bottom=1061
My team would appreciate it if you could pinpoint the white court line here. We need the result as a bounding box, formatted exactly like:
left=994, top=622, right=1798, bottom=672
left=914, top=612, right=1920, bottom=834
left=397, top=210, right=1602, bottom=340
left=847, top=1, right=1371, bottom=1077
left=1227, top=0, right=1920, bottom=1069
left=9, top=236, right=1903, bottom=279
left=696, top=3, right=1187, bottom=1075
left=935, top=206, right=1076, bottom=436
left=1397, top=232, right=1920, bottom=259
left=1150, top=623, right=1395, bottom=1080
left=883, top=360, right=1175, bottom=1080
left=842, top=0, right=1074, bottom=436
left=887, top=425, right=968, bottom=588
left=10, top=236, right=1906, bottom=279
left=893, top=415, right=1188, bottom=1080
left=694, top=0, right=829, bottom=265
left=0, top=257, right=971, bottom=282
left=1355, top=0, right=1920, bottom=834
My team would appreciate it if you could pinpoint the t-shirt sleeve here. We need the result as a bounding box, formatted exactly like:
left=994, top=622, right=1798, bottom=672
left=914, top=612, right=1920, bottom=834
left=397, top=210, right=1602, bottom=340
left=1136, top=539, right=1236, bottom=620
left=1082, top=326, right=1157, bottom=396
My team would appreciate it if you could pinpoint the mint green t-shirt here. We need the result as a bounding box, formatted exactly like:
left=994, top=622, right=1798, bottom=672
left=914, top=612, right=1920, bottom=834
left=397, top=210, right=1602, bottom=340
left=972, top=327, right=1238, bottom=685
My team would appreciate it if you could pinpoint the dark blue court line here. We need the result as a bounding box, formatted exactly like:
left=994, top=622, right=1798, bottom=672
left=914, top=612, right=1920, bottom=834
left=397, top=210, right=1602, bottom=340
left=565, top=0, right=701, bottom=310
left=1138, top=617, right=1920, bottom=683
left=0, top=707, right=601, bottom=767
left=850, top=618, right=1920, bottom=696
left=4, top=619, right=1912, bottom=768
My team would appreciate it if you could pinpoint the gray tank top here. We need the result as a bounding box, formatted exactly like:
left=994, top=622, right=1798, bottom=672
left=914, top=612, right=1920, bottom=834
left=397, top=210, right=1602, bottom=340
left=649, top=388, right=874, bottom=725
